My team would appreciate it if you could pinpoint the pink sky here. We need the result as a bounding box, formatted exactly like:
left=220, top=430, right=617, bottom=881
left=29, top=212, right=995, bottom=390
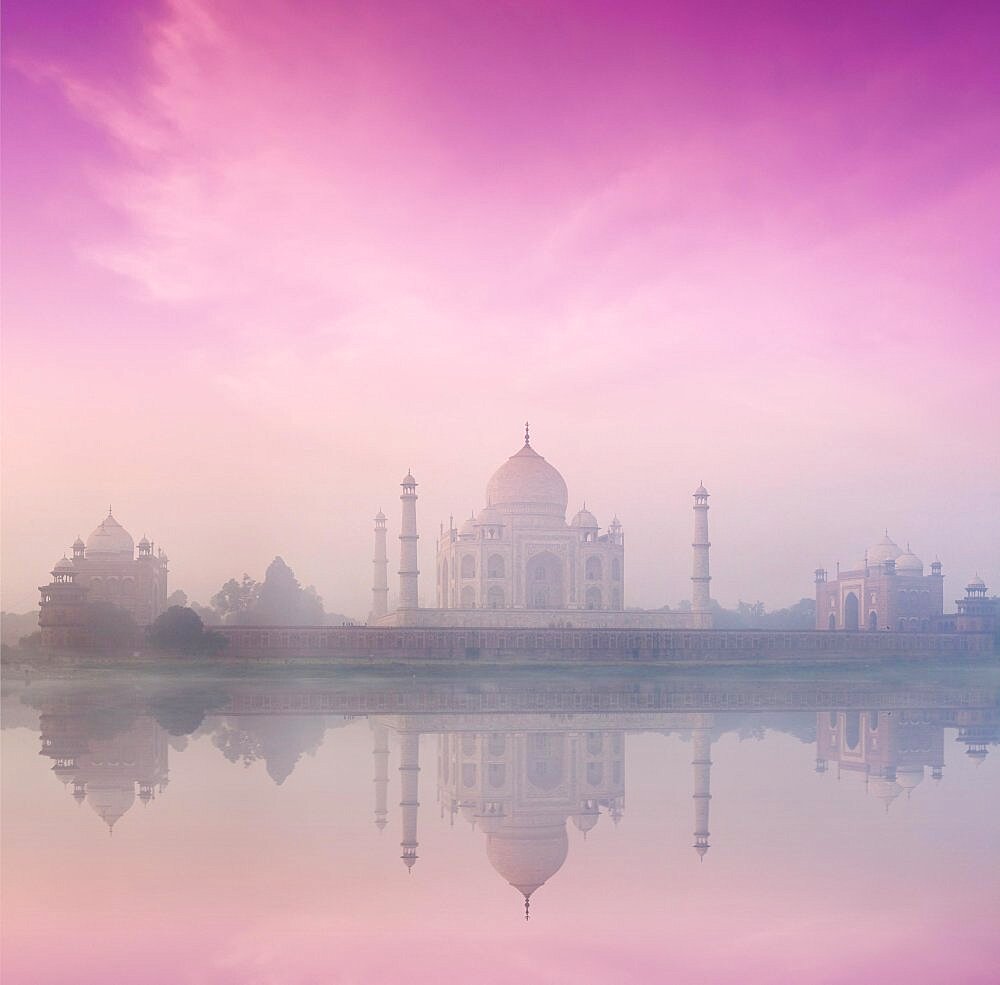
left=3, top=0, right=999, bottom=615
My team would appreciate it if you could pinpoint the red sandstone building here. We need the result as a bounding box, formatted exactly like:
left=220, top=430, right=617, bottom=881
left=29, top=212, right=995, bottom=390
left=815, top=533, right=998, bottom=636
left=815, top=533, right=944, bottom=632
left=38, top=510, right=169, bottom=647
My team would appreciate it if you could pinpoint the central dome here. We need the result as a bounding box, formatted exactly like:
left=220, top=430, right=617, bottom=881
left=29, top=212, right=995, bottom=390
left=486, top=442, right=568, bottom=517
left=85, top=512, right=135, bottom=558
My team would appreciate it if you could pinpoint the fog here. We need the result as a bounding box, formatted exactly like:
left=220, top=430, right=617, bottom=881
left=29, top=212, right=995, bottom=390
left=2, top=1, right=999, bottom=617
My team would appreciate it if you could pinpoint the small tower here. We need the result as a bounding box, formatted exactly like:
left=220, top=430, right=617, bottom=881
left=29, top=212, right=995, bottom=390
left=38, top=557, right=89, bottom=649
left=399, top=473, right=420, bottom=610
left=691, top=719, right=713, bottom=859
left=371, top=511, right=389, bottom=620
left=691, top=483, right=712, bottom=628
left=72, top=537, right=85, bottom=561
left=399, top=730, right=421, bottom=870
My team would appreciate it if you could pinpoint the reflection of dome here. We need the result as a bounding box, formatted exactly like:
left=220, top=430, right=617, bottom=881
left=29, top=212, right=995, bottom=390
left=895, top=547, right=923, bottom=576
left=869, top=777, right=902, bottom=811
left=486, top=443, right=568, bottom=517
left=571, top=810, right=600, bottom=834
left=87, top=781, right=136, bottom=829
left=868, top=533, right=902, bottom=567
left=896, top=766, right=924, bottom=797
left=486, top=822, right=569, bottom=900
left=571, top=507, right=598, bottom=529
left=86, top=512, right=134, bottom=558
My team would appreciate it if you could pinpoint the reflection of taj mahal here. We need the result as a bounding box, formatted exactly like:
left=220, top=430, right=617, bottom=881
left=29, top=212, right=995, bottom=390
left=370, top=426, right=713, bottom=629
left=27, top=678, right=998, bottom=916
left=369, top=715, right=716, bottom=917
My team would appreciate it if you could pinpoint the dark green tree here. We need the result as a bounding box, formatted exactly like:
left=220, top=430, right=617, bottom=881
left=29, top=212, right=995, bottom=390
left=148, top=606, right=227, bottom=654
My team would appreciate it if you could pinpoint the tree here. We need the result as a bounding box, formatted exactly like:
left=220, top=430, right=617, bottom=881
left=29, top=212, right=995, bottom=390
left=166, top=589, right=189, bottom=608
left=211, top=575, right=259, bottom=622
left=242, top=557, right=325, bottom=626
left=148, top=606, right=228, bottom=655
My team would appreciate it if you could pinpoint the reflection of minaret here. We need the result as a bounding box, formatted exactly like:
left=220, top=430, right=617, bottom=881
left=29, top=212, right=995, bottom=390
left=399, top=730, right=420, bottom=869
left=692, top=723, right=712, bottom=859
left=399, top=473, right=419, bottom=610
left=691, top=483, right=711, bottom=628
left=372, top=721, right=389, bottom=831
left=371, top=511, right=389, bottom=620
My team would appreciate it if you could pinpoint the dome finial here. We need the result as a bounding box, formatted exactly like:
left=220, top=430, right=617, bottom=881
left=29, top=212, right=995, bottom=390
left=524, top=421, right=530, bottom=446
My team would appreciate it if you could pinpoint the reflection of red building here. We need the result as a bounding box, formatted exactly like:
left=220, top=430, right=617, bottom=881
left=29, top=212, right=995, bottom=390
left=39, top=712, right=169, bottom=831
left=815, top=710, right=945, bottom=809
left=815, top=533, right=944, bottom=632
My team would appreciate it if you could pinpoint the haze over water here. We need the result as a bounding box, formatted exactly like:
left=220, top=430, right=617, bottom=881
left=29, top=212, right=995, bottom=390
left=3, top=666, right=998, bottom=984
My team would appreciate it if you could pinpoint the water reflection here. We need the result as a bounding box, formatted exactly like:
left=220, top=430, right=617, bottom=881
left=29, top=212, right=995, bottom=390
left=19, top=671, right=999, bottom=913
left=6, top=669, right=1000, bottom=982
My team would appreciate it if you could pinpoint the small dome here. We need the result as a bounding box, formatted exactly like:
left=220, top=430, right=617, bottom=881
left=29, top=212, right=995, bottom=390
left=401, top=471, right=416, bottom=485
left=54, top=556, right=74, bottom=573
left=138, top=535, right=151, bottom=547
left=869, top=777, right=902, bottom=809
left=694, top=483, right=709, bottom=497
left=571, top=506, right=598, bottom=529
left=895, top=547, right=923, bottom=575
left=374, top=510, right=386, bottom=521
left=85, top=512, right=134, bottom=558
left=486, top=441, right=568, bottom=518
left=967, top=575, right=987, bottom=591
left=87, top=781, right=136, bottom=829
left=477, top=506, right=502, bottom=526
left=868, top=533, right=902, bottom=568
left=460, top=515, right=476, bottom=536
left=896, top=766, right=924, bottom=794
left=72, top=536, right=85, bottom=549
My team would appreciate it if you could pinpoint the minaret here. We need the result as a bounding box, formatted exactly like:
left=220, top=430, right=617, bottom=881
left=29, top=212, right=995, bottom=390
left=399, top=730, right=421, bottom=870
left=691, top=482, right=712, bottom=628
left=399, top=472, right=419, bottom=610
left=371, top=511, right=389, bottom=620
left=372, top=721, right=389, bottom=831
left=692, top=720, right=713, bottom=859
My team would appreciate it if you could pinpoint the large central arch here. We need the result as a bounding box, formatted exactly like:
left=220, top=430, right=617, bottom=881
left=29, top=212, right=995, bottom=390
left=526, top=551, right=563, bottom=609
left=844, top=592, right=860, bottom=631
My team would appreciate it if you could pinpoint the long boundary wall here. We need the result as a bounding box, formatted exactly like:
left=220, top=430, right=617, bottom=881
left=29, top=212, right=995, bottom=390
left=209, top=625, right=995, bottom=666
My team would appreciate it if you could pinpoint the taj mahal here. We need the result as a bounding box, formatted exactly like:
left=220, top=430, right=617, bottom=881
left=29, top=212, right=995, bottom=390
left=368, top=425, right=713, bottom=630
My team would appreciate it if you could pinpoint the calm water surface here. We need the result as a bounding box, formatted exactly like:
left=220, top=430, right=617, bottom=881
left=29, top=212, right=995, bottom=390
left=2, top=666, right=999, bottom=984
